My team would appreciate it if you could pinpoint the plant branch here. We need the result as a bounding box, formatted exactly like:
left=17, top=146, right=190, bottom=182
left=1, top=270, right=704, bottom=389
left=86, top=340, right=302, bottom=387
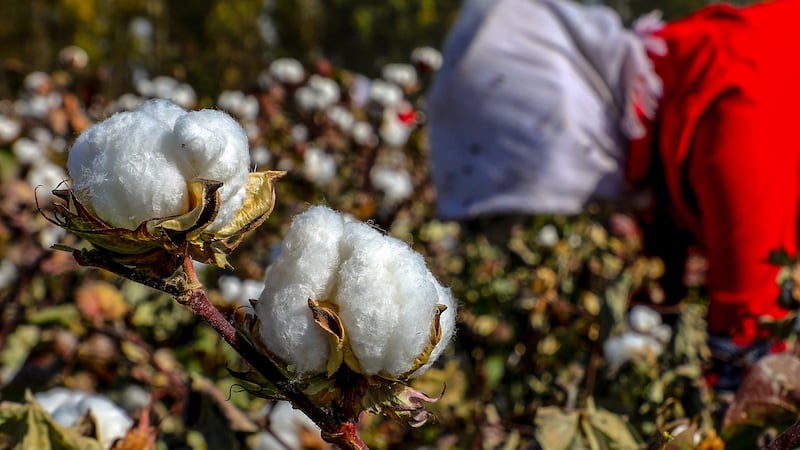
left=71, top=248, right=369, bottom=450
left=766, top=421, right=800, bottom=450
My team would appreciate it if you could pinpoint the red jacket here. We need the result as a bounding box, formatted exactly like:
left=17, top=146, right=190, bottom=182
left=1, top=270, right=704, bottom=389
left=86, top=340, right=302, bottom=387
left=629, top=0, right=800, bottom=345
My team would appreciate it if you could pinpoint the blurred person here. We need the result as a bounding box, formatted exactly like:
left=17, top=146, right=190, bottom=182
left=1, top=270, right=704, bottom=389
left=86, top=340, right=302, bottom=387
left=426, top=0, right=800, bottom=389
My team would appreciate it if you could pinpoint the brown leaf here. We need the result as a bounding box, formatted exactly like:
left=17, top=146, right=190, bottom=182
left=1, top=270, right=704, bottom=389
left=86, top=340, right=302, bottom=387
left=75, top=280, right=128, bottom=322
left=722, top=353, right=800, bottom=435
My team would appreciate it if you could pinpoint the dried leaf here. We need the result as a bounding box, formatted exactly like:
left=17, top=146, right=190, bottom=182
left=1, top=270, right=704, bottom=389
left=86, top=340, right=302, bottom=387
left=213, top=171, right=285, bottom=238
left=308, top=299, right=346, bottom=376
left=400, top=304, right=447, bottom=379
left=75, top=280, right=128, bottom=322
left=0, top=326, right=40, bottom=386
left=534, top=406, right=579, bottom=450
left=588, top=407, right=639, bottom=449
left=0, top=392, right=103, bottom=450
left=722, top=353, right=800, bottom=435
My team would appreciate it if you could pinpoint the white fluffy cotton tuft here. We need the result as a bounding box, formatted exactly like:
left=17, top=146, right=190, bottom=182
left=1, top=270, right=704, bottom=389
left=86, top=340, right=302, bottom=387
left=171, top=109, right=250, bottom=230
left=66, top=99, right=251, bottom=230
left=256, top=205, right=457, bottom=378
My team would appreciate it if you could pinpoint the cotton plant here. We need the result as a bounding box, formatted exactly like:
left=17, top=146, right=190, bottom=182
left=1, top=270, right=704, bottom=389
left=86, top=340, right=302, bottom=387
left=42, top=98, right=455, bottom=449
left=243, top=205, right=456, bottom=426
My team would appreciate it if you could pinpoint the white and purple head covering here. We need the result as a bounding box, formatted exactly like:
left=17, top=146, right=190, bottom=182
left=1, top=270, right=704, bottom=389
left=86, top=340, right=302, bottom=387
left=427, top=0, right=663, bottom=219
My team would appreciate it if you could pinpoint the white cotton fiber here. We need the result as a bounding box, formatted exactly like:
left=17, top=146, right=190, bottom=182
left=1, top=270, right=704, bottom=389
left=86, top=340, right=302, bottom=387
left=336, top=223, right=403, bottom=375
left=66, top=99, right=252, bottom=231
left=68, top=110, right=188, bottom=229
left=256, top=205, right=457, bottom=378
left=172, top=109, right=250, bottom=230
left=135, top=98, right=186, bottom=128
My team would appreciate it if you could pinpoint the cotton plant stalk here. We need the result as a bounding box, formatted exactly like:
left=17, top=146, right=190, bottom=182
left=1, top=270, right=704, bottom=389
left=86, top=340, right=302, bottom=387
left=47, top=98, right=284, bottom=274
left=242, top=205, right=457, bottom=426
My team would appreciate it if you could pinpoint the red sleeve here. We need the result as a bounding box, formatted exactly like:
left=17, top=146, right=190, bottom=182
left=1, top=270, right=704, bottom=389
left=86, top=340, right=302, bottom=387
left=642, top=0, right=800, bottom=345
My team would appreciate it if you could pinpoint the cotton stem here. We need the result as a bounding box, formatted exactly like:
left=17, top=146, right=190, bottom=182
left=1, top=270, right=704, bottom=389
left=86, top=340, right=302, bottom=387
left=71, top=248, right=370, bottom=450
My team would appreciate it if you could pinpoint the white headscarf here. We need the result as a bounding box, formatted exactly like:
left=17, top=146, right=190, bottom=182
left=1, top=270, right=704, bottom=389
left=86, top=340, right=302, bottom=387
left=427, top=0, right=663, bottom=219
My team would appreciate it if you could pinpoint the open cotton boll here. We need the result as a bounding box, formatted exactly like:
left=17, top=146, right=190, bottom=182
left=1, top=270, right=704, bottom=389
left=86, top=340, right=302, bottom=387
left=256, top=205, right=457, bottom=379
left=67, top=110, right=188, bottom=230
left=35, top=387, right=133, bottom=450
left=257, top=206, right=346, bottom=373
left=603, top=331, right=664, bottom=367
left=627, top=304, right=662, bottom=334
left=171, top=109, right=251, bottom=230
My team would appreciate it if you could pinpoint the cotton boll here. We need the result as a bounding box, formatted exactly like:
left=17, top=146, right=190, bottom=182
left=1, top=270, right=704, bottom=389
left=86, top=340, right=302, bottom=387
left=0, top=115, right=21, bottom=143
left=370, top=166, right=413, bottom=204
left=12, top=137, right=45, bottom=165
left=257, top=206, right=346, bottom=374
left=35, top=387, right=133, bottom=450
left=172, top=109, right=251, bottom=230
left=325, top=105, right=354, bottom=132
left=219, top=275, right=265, bottom=307
left=411, top=46, right=443, bottom=71
left=628, top=304, right=662, bottom=334
left=303, top=147, right=337, bottom=187
left=257, top=206, right=457, bottom=378
left=254, top=401, right=320, bottom=450
left=381, top=63, right=418, bottom=90
left=114, top=93, right=145, bottom=112
left=351, top=121, right=375, bottom=147
left=370, top=80, right=403, bottom=108
left=379, top=108, right=412, bottom=147
left=251, top=145, right=272, bottom=166
left=290, top=124, right=309, bottom=144
left=537, top=224, right=559, bottom=247
left=67, top=111, right=188, bottom=229
left=307, top=75, right=340, bottom=109
left=603, top=331, right=663, bottom=367
left=270, top=58, right=305, bottom=85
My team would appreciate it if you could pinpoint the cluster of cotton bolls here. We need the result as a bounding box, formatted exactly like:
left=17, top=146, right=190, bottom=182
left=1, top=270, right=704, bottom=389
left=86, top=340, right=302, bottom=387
left=256, top=50, right=437, bottom=206
left=603, top=304, right=673, bottom=368
left=34, top=387, right=134, bottom=450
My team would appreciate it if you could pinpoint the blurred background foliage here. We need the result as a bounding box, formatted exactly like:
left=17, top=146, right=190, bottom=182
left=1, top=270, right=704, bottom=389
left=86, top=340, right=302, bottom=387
left=0, top=0, right=759, bottom=102
left=0, top=0, right=782, bottom=449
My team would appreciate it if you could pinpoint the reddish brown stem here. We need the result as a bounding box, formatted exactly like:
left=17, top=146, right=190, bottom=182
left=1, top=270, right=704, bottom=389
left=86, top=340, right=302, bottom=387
left=72, top=249, right=369, bottom=450
left=766, top=421, right=800, bottom=450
